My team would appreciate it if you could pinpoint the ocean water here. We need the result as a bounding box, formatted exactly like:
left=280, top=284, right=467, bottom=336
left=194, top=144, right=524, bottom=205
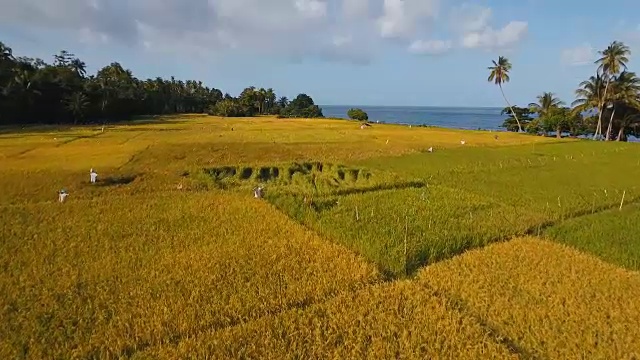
left=321, top=105, right=506, bottom=131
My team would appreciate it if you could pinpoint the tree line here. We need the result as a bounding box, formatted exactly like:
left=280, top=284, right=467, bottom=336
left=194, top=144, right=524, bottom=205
left=489, top=41, right=640, bottom=141
left=0, top=40, right=323, bottom=126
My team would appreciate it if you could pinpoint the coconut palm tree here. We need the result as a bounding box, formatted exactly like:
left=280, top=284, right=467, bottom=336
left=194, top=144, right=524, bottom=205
left=573, top=75, right=604, bottom=112
left=256, top=88, right=267, bottom=114
left=606, top=71, right=640, bottom=140
left=10, top=70, right=40, bottom=101
left=65, top=92, right=90, bottom=124
left=614, top=108, right=640, bottom=141
left=70, top=58, right=87, bottom=77
left=488, top=56, right=522, bottom=132
left=7, top=69, right=41, bottom=121
left=265, top=88, right=276, bottom=114
left=529, top=92, right=564, bottom=117
left=594, top=41, right=630, bottom=140
left=277, top=96, right=289, bottom=109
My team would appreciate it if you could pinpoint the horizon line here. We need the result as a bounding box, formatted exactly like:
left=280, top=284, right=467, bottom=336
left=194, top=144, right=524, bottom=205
left=319, top=104, right=505, bottom=109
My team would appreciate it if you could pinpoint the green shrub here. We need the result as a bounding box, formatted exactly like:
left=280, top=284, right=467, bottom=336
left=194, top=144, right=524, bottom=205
left=347, top=108, right=368, bottom=121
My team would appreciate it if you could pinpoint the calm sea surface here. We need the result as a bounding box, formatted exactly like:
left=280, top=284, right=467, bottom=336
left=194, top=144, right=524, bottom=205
left=320, top=105, right=506, bottom=131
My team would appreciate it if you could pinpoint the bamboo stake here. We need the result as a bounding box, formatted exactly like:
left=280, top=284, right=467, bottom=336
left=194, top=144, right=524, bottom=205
left=404, top=215, right=408, bottom=276
left=620, top=191, right=626, bottom=211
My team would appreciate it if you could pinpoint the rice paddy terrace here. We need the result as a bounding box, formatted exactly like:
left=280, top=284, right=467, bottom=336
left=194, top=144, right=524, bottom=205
left=1, top=115, right=639, bottom=359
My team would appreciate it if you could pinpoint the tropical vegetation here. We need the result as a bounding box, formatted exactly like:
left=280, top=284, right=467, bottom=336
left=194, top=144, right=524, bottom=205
left=498, top=41, right=640, bottom=141
left=488, top=56, right=522, bottom=132
left=0, top=41, right=323, bottom=126
left=347, top=108, right=369, bottom=121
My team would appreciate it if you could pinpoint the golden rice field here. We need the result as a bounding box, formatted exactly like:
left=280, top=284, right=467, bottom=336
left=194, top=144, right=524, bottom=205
left=419, top=238, right=640, bottom=359
left=1, top=115, right=639, bottom=359
left=0, top=192, right=379, bottom=359
left=136, top=238, right=640, bottom=360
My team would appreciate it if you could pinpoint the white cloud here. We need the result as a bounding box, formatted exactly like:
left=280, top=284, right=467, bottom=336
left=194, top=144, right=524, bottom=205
left=408, top=39, right=452, bottom=55
left=451, top=3, right=528, bottom=50
left=294, top=0, right=328, bottom=19
left=0, top=0, right=346, bottom=59
left=333, top=35, right=353, bottom=47
left=342, top=0, right=369, bottom=19
left=377, top=0, right=410, bottom=38
left=0, top=0, right=523, bottom=63
left=377, top=0, right=439, bottom=39
left=461, top=21, right=528, bottom=50
left=451, top=3, right=492, bottom=33
left=78, top=28, right=110, bottom=45
left=561, top=44, right=594, bottom=66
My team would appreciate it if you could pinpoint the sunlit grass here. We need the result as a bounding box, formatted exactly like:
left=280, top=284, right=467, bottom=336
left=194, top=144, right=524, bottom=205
left=136, top=280, right=518, bottom=360
left=0, top=115, right=555, bottom=171
left=419, top=237, right=640, bottom=359
left=269, top=141, right=640, bottom=276
left=1, top=115, right=638, bottom=358
left=0, top=191, right=379, bottom=359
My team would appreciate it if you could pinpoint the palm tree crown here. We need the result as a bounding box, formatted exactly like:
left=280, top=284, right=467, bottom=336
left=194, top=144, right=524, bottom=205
left=487, top=56, right=512, bottom=85
left=529, top=92, right=564, bottom=117
left=596, top=41, right=630, bottom=77
left=611, top=71, right=640, bottom=108
left=572, top=75, right=605, bottom=113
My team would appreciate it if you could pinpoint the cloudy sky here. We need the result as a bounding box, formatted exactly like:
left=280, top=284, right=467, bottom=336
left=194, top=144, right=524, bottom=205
left=1, top=0, right=640, bottom=107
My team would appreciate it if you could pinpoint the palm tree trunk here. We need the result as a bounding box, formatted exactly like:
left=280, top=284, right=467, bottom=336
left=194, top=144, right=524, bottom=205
left=499, top=84, right=522, bottom=132
left=594, top=79, right=610, bottom=140
left=616, top=126, right=625, bottom=141
left=605, top=107, right=615, bottom=141
left=594, top=120, right=602, bottom=139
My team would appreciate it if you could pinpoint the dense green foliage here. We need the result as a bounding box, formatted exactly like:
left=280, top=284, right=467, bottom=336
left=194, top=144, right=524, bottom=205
left=208, top=90, right=323, bottom=118
left=497, top=42, right=640, bottom=140
left=0, top=41, right=322, bottom=125
left=347, top=108, right=369, bottom=121
left=500, top=106, right=533, bottom=132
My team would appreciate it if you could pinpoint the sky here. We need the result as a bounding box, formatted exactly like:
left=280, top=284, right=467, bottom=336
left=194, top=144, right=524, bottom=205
left=1, top=0, right=640, bottom=107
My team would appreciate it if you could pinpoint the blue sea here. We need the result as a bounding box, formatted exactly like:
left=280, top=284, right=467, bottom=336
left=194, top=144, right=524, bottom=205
left=320, top=105, right=507, bottom=131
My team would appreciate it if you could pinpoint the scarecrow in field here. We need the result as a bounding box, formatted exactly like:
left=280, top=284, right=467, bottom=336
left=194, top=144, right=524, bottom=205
left=253, top=186, right=263, bottom=199
left=90, top=168, right=98, bottom=184
left=58, top=189, right=69, bottom=203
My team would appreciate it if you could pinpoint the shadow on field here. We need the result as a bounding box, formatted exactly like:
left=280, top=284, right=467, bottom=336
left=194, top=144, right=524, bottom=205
left=122, top=115, right=203, bottom=126
left=97, top=174, right=139, bottom=187
left=0, top=125, right=79, bottom=135
left=115, top=127, right=188, bottom=133
left=330, top=181, right=427, bottom=196
left=202, top=161, right=375, bottom=189
left=0, top=116, right=195, bottom=135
